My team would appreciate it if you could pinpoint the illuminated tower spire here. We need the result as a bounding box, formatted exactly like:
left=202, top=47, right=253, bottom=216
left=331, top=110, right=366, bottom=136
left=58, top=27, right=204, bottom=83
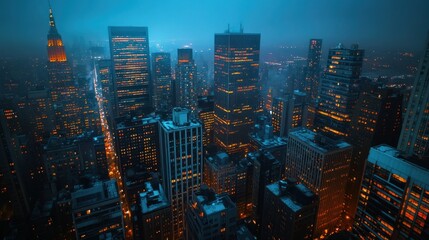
left=47, top=4, right=67, bottom=62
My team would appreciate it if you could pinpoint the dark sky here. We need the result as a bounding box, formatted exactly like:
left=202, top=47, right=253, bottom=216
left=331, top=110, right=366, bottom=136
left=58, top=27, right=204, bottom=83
left=1, top=0, right=429, bottom=57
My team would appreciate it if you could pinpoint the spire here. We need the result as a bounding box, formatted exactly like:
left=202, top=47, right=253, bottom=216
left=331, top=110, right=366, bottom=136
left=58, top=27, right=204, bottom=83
left=49, top=3, right=56, bottom=28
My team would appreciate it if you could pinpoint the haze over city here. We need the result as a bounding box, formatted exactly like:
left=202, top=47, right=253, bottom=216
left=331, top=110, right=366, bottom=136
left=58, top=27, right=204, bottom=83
left=2, top=0, right=429, bottom=57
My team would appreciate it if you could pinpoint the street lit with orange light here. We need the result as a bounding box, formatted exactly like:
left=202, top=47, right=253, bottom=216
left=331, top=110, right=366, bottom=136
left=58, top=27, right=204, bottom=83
left=92, top=65, right=133, bottom=239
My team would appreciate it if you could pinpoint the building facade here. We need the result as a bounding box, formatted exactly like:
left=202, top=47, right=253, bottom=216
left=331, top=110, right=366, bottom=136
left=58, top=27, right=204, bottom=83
left=285, top=128, right=352, bottom=235
left=213, top=32, right=261, bottom=157
left=398, top=34, right=429, bottom=160
left=260, top=179, right=319, bottom=240
left=109, top=26, right=152, bottom=118
left=314, top=44, right=364, bottom=138
left=159, top=108, right=203, bottom=239
left=354, top=145, right=429, bottom=240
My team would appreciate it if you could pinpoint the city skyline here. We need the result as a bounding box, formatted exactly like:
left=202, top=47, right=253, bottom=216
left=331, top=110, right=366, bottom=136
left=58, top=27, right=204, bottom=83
left=2, top=1, right=429, bottom=58
left=1, top=2, right=429, bottom=239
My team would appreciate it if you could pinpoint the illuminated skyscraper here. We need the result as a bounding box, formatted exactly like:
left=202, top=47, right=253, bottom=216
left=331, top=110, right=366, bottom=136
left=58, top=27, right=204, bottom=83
left=176, top=48, right=197, bottom=111
left=271, top=90, right=307, bottom=137
left=115, top=116, right=160, bottom=176
left=25, top=89, right=55, bottom=143
left=96, top=59, right=114, bottom=127
left=285, top=128, right=352, bottom=235
left=135, top=181, right=173, bottom=240
left=314, top=44, right=364, bottom=138
left=213, top=31, right=261, bottom=157
left=343, top=81, right=403, bottom=227
left=159, top=108, right=203, bottom=239
left=152, top=52, right=173, bottom=112
left=47, top=7, right=83, bottom=138
left=203, top=152, right=237, bottom=197
left=186, top=186, right=237, bottom=240
left=354, top=145, right=429, bottom=240
left=71, top=179, right=124, bottom=240
left=398, top=34, right=429, bottom=160
left=304, top=39, right=323, bottom=103
left=197, top=95, right=214, bottom=147
left=260, top=179, right=319, bottom=240
left=109, top=26, right=152, bottom=118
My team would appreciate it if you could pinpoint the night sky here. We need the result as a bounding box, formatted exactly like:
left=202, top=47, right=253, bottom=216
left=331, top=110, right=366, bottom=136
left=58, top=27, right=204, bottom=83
left=1, top=0, right=429, bottom=57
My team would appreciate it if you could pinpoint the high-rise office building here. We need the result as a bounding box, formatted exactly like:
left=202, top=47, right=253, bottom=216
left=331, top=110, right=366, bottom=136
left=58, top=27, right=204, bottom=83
left=248, top=150, right=281, bottom=234
left=285, top=128, right=352, bottom=235
left=96, top=59, right=115, bottom=128
left=109, top=26, right=152, bottom=118
left=343, top=81, right=403, bottom=227
left=186, top=185, right=237, bottom=240
left=115, top=116, right=160, bottom=176
left=314, top=44, right=364, bottom=138
left=0, top=108, right=31, bottom=224
left=304, top=39, right=323, bottom=103
left=134, top=181, right=172, bottom=240
left=271, top=90, right=308, bottom=137
left=213, top=31, right=261, bottom=157
left=260, top=179, right=319, bottom=240
left=249, top=117, right=287, bottom=177
left=176, top=48, right=197, bottom=111
left=398, top=34, right=429, bottom=160
left=159, top=108, right=203, bottom=239
left=203, top=152, right=237, bottom=198
left=47, top=7, right=83, bottom=138
left=152, top=52, right=173, bottom=112
left=354, top=145, right=429, bottom=240
left=25, top=88, right=55, bottom=143
left=197, top=95, right=214, bottom=147
left=71, top=179, right=124, bottom=240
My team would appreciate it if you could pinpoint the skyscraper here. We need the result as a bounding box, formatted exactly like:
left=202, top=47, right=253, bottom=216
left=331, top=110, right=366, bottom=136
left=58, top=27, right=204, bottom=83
left=176, top=48, right=197, bottom=111
left=71, top=179, right=124, bottom=240
left=304, top=39, right=323, bottom=103
left=271, top=90, right=308, bottom=137
left=96, top=59, right=114, bottom=128
left=203, top=152, right=237, bottom=198
left=109, top=26, right=151, bottom=118
left=47, top=7, right=83, bottom=138
left=398, top=34, right=429, bottom=160
left=260, top=179, right=319, bottom=240
left=159, top=108, right=203, bottom=239
left=152, top=52, right=173, bottom=112
left=134, top=181, right=172, bottom=240
left=343, top=80, right=403, bottom=227
left=197, top=95, right=214, bottom=147
left=285, top=128, right=352, bottom=235
left=186, top=186, right=237, bottom=240
left=314, top=44, right=364, bottom=138
left=213, top=31, right=261, bottom=157
left=354, top=145, right=429, bottom=240
left=115, top=116, right=160, bottom=176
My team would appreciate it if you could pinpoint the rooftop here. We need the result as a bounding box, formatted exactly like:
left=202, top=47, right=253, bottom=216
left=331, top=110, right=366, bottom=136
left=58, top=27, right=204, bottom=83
left=289, top=128, right=352, bottom=153
left=140, top=182, right=169, bottom=214
left=369, top=145, right=429, bottom=186
left=71, top=179, right=119, bottom=209
left=266, top=179, right=317, bottom=213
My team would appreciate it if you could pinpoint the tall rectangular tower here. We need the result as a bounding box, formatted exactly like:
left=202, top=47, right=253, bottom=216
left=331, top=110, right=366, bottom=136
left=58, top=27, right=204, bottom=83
left=176, top=48, right=197, bottom=111
left=159, top=108, right=203, bottom=239
left=109, top=26, right=151, bottom=118
left=304, top=39, right=323, bottom=103
left=213, top=32, right=261, bottom=157
left=398, top=34, right=429, bottom=160
left=354, top=145, right=429, bottom=240
left=285, top=128, right=352, bottom=235
left=152, top=52, right=173, bottom=113
left=314, top=44, right=364, bottom=138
